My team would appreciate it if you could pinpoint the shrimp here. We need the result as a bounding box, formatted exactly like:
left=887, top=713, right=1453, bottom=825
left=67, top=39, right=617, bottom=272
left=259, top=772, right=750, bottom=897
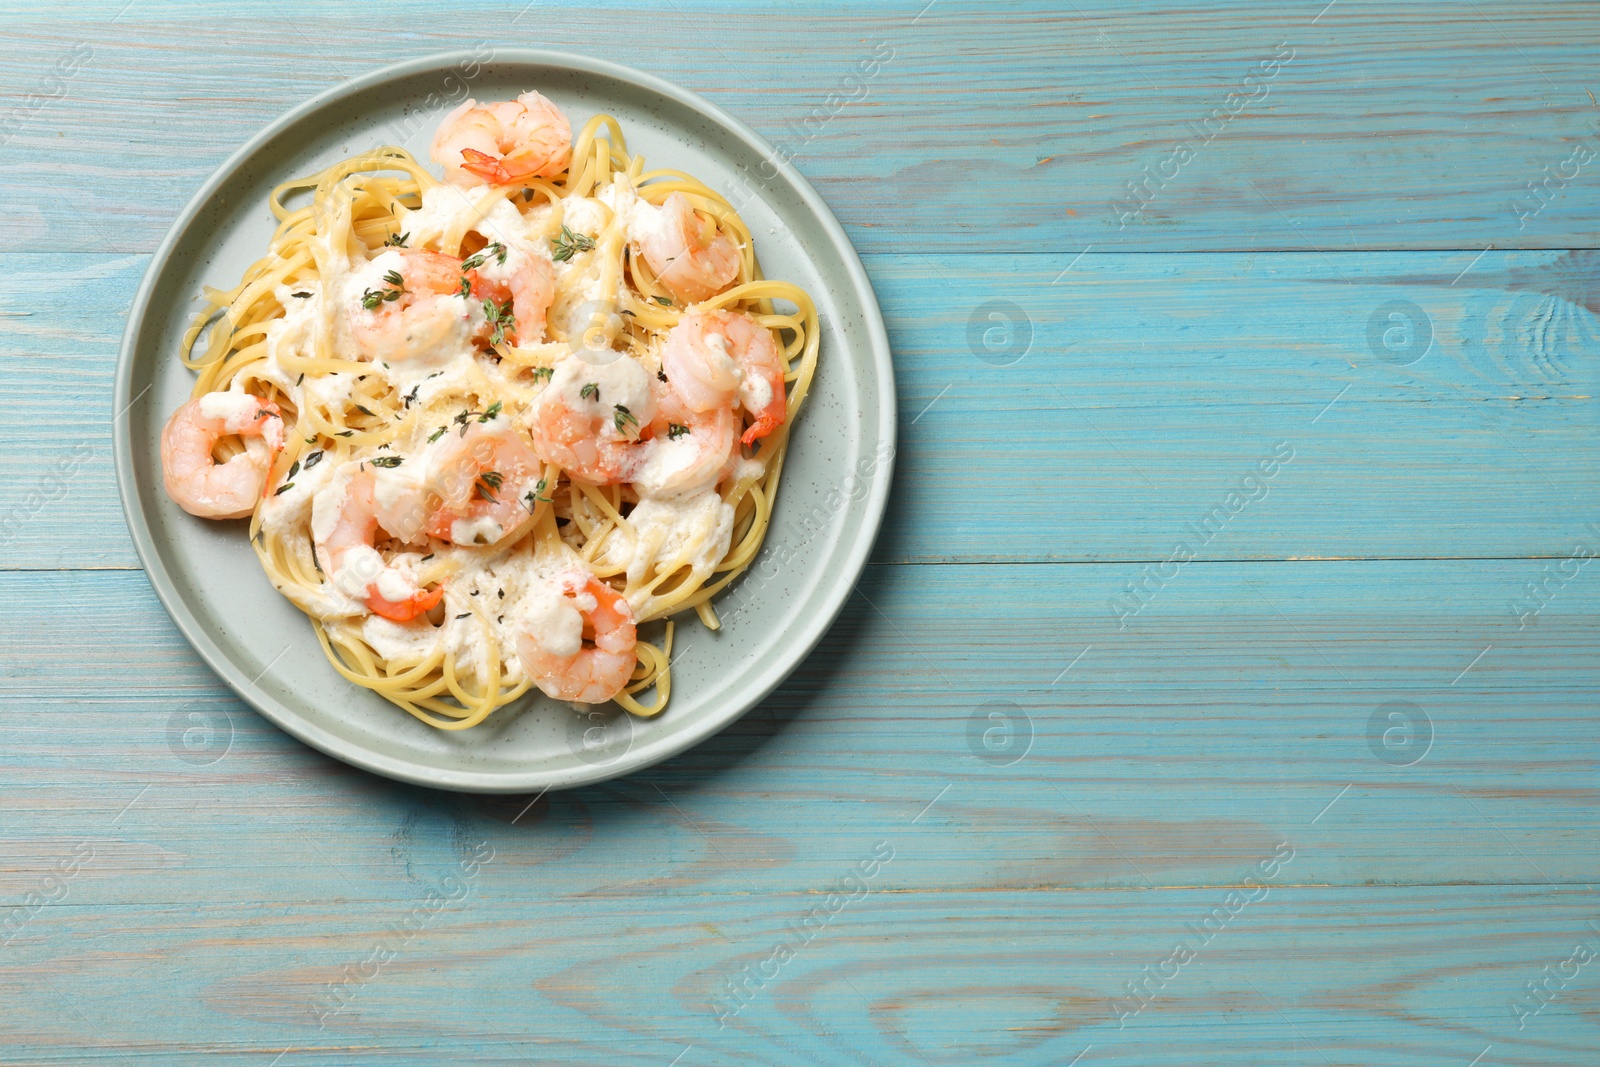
left=161, top=393, right=286, bottom=519
left=465, top=251, right=554, bottom=347
left=661, top=309, right=787, bottom=444
left=631, top=381, right=737, bottom=496
left=515, top=571, right=637, bottom=703
left=528, top=354, right=658, bottom=485
left=637, top=192, right=741, bottom=305
left=349, top=249, right=473, bottom=361
left=312, top=465, right=443, bottom=622
left=425, top=419, right=545, bottom=545
left=431, top=92, right=573, bottom=187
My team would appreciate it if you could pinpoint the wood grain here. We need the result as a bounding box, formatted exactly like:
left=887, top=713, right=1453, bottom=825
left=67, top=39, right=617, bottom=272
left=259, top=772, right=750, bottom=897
left=1, top=250, right=1595, bottom=568
left=0, top=564, right=1594, bottom=900
left=3, top=888, right=1600, bottom=1064
left=0, top=2, right=1596, bottom=1063
left=0, top=2, right=1597, bottom=254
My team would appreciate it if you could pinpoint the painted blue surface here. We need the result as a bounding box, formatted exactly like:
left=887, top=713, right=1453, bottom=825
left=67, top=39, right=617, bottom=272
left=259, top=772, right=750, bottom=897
left=0, top=2, right=1596, bottom=1064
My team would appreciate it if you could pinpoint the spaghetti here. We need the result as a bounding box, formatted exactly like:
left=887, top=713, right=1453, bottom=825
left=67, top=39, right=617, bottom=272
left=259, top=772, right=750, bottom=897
left=158, top=92, right=818, bottom=730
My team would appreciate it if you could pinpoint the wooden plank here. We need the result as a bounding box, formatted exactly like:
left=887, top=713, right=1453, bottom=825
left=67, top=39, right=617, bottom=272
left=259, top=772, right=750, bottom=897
left=0, top=2, right=1595, bottom=254
left=0, top=7, right=1595, bottom=1064
left=1, top=562, right=1594, bottom=903
left=1, top=886, right=1597, bottom=1064
left=1, top=250, right=1594, bottom=568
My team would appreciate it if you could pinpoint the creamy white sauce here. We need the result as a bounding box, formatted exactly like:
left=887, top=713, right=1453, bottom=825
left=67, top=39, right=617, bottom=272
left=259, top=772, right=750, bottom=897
left=370, top=461, right=423, bottom=513
left=701, top=332, right=744, bottom=393
left=361, top=612, right=442, bottom=662
left=370, top=460, right=429, bottom=543
left=253, top=162, right=776, bottom=679
left=308, top=470, right=350, bottom=547
left=621, top=492, right=734, bottom=588
left=560, top=194, right=608, bottom=236
left=516, top=582, right=584, bottom=658
left=603, top=177, right=661, bottom=249
left=730, top=456, right=765, bottom=484
left=741, top=370, right=773, bottom=414
left=398, top=185, right=546, bottom=263
left=196, top=391, right=264, bottom=422
left=545, top=351, right=655, bottom=439
left=450, top=517, right=503, bottom=546
left=334, top=544, right=387, bottom=598
left=260, top=446, right=338, bottom=532
left=629, top=434, right=712, bottom=497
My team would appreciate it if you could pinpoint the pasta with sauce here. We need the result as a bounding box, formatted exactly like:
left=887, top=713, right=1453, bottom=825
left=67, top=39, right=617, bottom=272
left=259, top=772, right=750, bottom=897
left=158, top=92, right=818, bottom=730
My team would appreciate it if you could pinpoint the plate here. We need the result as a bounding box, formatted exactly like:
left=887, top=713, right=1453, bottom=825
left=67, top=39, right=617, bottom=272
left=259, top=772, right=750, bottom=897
left=113, top=50, right=895, bottom=793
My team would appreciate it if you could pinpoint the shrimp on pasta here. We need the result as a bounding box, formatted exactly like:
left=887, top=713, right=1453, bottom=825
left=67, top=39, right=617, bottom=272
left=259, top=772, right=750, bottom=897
left=157, top=88, right=819, bottom=729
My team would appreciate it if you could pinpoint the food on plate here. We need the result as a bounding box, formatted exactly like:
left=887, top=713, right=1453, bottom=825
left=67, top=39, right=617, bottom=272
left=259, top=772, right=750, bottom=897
left=159, top=91, right=818, bottom=729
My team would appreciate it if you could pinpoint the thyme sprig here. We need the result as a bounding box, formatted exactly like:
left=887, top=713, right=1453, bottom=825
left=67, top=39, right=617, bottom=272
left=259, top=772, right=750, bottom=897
left=551, top=225, right=595, bottom=262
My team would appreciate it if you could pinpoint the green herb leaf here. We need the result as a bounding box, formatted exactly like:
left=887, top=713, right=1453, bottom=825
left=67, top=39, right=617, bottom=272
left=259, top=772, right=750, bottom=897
left=461, top=242, right=505, bottom=272
left=336, top=430, right=354, bottom=437
left=291, top=291, right=312, bottom=299
left=480, top=470, right=504, bottom=490
left=402, top=384, right=420, bottom=408
left=458, top=275, right=472, bottom=298
left=285, top=459, right=301, bottom=481
left=667, top=422, right=690, bottom=440
left=613, top=404, right=639, bottom=434
left=354, top=404, right=376, bottom=417
left=302, top=450, right=323, bottom=469
left=652, top=295, right=673, bottom=306
left=551, top=224, right=595, bottom=262
left=275, top=482, right=295, bottom=495
left=480, top=400, right=502, bottom=422
left=530, top=366, right=553, bottom=383
left=480, top=297, right=515, bottom=346
left=382, top=270, right=405, bottom=288
left=369, top=456, right=403, bottom=468
left=656, top=368, right=668, bottom=383
left=523, top=477, right=553, bottom=512
left=360, top=289, right=384, bottom=310
left=384, top=231, right=410, bottom=247
left=427, top=425, right=448, bottom=443
left=579, top=382, right=599, bottom=401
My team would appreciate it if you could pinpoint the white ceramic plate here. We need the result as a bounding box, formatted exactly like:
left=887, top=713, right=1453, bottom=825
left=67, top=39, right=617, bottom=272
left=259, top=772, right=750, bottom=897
left=113, top=51, right=895, bottom=793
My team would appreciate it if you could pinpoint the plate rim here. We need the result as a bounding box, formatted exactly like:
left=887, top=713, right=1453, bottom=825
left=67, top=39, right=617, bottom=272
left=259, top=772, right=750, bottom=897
left=112, top=48, right=897, bottom=794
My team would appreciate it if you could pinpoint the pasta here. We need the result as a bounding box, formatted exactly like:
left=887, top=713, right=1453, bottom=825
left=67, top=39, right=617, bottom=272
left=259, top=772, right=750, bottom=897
left=158, top=92, right=818, bottom=730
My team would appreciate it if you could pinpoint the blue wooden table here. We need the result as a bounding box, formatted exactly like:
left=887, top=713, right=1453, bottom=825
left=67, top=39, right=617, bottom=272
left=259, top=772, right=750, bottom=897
left=2, top=2, right=1597, bottom=1063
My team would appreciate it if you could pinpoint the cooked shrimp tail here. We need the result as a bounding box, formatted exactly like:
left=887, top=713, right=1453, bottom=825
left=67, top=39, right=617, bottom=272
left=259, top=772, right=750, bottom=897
left=160, top=393, right=286, bottom=519
left=367, top=583, right=444, bottom=623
